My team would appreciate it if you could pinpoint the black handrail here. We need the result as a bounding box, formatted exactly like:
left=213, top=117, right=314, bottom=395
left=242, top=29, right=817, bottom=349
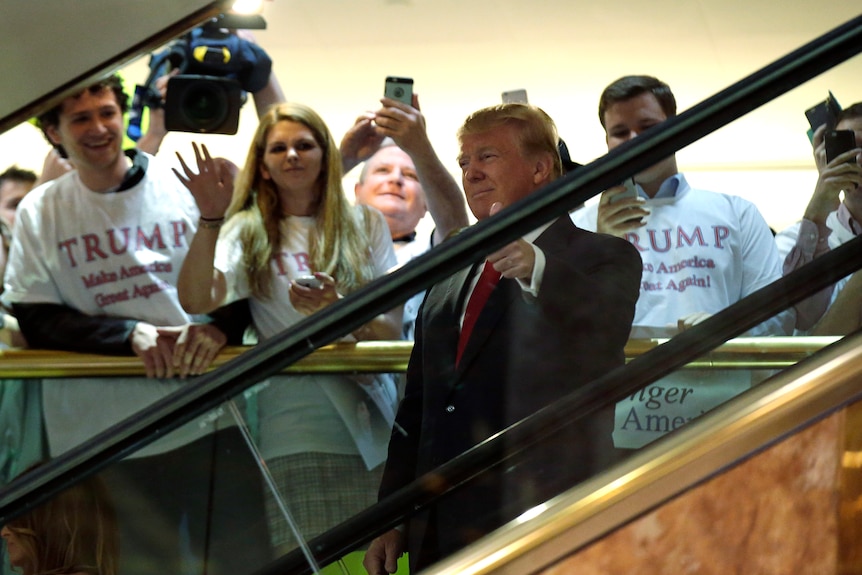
left=2, top=13, right=861, bottom=565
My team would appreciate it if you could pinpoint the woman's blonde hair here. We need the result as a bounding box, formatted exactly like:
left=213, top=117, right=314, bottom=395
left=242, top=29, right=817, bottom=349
left=5, top=473, right=118, bottom=575
left=224, top=102, right=381, bottom=298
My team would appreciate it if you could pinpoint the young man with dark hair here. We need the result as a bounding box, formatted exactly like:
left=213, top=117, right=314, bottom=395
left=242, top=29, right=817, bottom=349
left=2, top=75, right=270, bottom=575
left=570, top=75, right=792, bottom=449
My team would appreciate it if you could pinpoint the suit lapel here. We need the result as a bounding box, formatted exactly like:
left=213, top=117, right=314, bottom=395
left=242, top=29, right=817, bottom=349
left=422, top=264, right=474, bottom=372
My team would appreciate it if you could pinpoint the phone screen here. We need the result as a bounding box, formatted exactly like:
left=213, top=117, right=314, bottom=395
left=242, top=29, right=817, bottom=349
left=384, top=77, right=413, bottom=106
left=825, top=129, right=857, bottom=164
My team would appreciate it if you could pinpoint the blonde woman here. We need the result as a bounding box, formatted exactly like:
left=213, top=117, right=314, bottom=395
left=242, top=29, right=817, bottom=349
left=174, top=102, right=401, bottom=554
left=1, top=473, right=118, bottom=575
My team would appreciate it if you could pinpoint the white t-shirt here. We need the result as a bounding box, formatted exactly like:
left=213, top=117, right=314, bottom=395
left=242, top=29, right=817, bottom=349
left=4, top=165, right=196, bottom=321
left=570, top=173, right=792, bottom=336
left=3, top=153, right=221, bottom=457
left=215, top=207, right=398, bottom=468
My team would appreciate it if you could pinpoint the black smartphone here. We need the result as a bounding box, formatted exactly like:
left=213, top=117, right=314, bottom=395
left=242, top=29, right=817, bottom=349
left=384, top=76, right=413, bottom=106
left=805, top=91, right=841, bottom=141
left=825, top=129, right=857, bottom=164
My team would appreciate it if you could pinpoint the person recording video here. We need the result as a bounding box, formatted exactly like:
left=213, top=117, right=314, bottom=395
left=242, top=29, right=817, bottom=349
left=775, top=102, right=862, bottom=334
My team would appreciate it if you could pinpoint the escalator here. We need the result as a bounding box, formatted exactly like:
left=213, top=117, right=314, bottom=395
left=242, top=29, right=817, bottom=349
left=2, top=11, right=862, bottom=575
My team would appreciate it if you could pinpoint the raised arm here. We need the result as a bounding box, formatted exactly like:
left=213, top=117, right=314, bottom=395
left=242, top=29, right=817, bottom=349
left=340, top=112, right=386, bottom=175
left=373, top=95, right=469, bottom=244
left=136, top=72, right=174, bottom=156
left=782, top=125, right=862, bottom=330
left=173, top=142, right=234, bottom=314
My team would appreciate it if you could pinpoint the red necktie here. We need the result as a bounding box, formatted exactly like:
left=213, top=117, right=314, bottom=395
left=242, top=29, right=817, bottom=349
left=456, top=261, right=502, bottom=365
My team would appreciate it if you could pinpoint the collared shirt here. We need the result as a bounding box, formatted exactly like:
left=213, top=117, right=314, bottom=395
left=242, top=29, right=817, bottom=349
left=777, top=201, right=860, bottom=331
left=649, top=173, right=682, bottom=200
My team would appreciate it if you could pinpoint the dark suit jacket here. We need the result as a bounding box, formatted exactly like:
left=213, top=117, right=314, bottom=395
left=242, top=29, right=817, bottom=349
left=379, top=216, right=642, bottom=569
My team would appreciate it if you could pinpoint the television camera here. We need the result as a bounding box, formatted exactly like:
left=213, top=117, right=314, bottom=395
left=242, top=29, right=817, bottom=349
left=128, top=15, right=271, bottom=139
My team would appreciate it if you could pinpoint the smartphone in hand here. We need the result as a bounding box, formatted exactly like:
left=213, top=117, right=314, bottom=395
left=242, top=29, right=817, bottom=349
left=609, top=177, right=639, bottom=204
left=384, top=77, right=413, bottom=106
left=294, top=275, right=323, bottom=289
left=805, top=91, right=842, bottom=142
left=825, top=129, right=857, bottom=164
left=608, top=178, right=643, bottom=224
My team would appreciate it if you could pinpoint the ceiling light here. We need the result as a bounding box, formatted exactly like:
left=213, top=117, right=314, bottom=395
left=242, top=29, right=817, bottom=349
left=232, top=0, right=264, bottom=14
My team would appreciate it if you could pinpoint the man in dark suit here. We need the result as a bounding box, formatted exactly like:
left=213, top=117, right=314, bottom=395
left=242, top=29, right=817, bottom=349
left=364, top=103, right=642, bottom=574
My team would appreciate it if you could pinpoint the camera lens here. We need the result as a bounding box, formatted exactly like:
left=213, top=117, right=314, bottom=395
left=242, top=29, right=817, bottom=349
left=165, top=75, right=242, bottom=135
left=181, top=82, right=229, bottom=131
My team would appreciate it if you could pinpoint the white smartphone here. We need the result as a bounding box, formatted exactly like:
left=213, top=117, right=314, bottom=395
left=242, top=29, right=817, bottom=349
left=384, top=76, right=414, bottom=105
left=609, top=177, right=639, bottom=203
left=502, top=89, right=528, bottom=104
left=295, top=275, right=323, bottom=289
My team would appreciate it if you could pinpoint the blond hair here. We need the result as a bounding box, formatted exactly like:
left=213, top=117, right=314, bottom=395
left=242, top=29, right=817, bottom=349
left=5, top=473, right=118, bottom=575
left=224, top=102, right=382, bottom=298
left=458, top=103, right=563, bottom=178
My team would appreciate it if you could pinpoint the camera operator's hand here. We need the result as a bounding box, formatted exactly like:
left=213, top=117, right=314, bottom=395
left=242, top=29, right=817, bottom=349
left=173, top=142, right=234, bottom=220
left=340, top=112, right=385, bottom=174
left=229, top=29, right=286, bottom=119
left=136, top=70, right=177, bottom=156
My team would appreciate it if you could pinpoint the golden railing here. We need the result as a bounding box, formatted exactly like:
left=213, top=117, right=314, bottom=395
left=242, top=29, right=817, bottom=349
left=0, top=336, right=842, bottom=378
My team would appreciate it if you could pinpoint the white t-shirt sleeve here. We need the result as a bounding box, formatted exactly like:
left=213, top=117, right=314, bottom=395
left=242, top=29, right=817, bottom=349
left=3, top=191, right=64, bottom=306
left=735, top=198, right=795, bottom=335
left=214, top=224, right=251, bottom=305
left=366, top=208, right=398, bottom=277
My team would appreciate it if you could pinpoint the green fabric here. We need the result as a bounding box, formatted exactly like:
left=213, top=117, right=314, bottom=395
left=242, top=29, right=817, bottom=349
left=321, top=550, right=409, bottom=575
left=0, top=379, right=46, bottom=486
